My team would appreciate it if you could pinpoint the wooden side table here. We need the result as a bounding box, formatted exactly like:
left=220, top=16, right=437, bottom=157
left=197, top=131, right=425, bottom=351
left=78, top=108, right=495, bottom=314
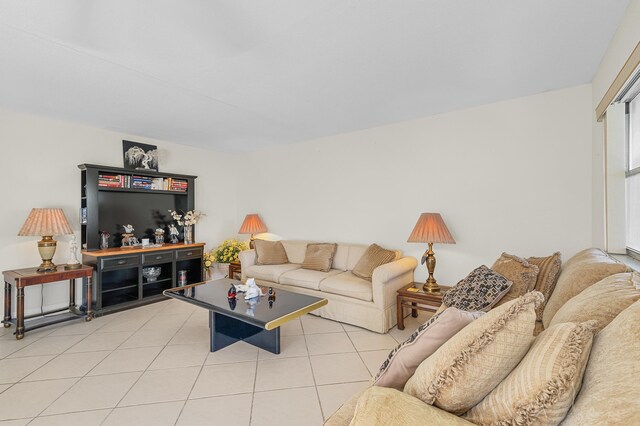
left=228, top=261, right=241, bottom=281
left=3, top=265, right=94, bottom=339
left=396, top=282, right=451, bottom=330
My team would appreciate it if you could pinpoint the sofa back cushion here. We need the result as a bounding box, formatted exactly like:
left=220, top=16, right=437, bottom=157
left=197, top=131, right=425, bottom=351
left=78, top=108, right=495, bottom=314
left=332, top=244, right=349, bottom=271
left=561, top=300, right=640, bottom=426
left=280, top=240, right=308, bottom=264
left=465, top=320, right=597, bottom=425
left=491, top=253, right=539, bottom=308
left=254, top=240, right=289, bottom=265
left=542, top=248, right=629, bottom=328
left=301, top=243, right=338, bottom=272
left=403, top=292, right=542, bottom=415
left=346, top=244, right=370, bottom=270
left=527, top=252, right=562, bottom=321
left=549, top=272, right=639, bottom=333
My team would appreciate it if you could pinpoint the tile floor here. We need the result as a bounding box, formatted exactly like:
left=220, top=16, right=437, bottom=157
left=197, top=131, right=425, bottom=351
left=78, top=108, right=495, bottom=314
left=0, top=299, right=433, bottom=425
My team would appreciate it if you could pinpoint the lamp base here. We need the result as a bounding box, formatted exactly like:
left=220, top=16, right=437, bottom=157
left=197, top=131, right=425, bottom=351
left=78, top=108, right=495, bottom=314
left=422, top=243, right=440, bottom=293
left=422, top=280, right=441, bottom=294
left=37, top=236, right=57, bottom=272
left=37, top=260, right=57, bottom=273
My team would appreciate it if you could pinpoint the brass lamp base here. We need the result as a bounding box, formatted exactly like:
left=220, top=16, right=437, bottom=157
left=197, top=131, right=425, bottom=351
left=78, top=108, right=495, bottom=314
left=422, top=242, right=440, bottom=293
left=37, top=236, right=58, bottom=272
left=422, top=280, right=441, bottom=294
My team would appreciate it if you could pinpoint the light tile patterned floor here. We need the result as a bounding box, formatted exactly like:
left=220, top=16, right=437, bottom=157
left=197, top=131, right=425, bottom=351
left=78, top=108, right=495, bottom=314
left=0, top=299, right=432, bottom=425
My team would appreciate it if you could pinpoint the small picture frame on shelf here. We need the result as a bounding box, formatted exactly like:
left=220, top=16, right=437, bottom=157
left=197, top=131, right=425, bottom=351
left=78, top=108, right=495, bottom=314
left=122, top=140, right=159, bottom=172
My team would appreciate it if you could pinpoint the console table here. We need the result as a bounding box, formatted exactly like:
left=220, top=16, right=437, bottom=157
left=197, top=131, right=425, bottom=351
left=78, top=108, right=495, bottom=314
left=82, top=243, right=204, bottom=314
left=3, top=265, right=94, bottom=339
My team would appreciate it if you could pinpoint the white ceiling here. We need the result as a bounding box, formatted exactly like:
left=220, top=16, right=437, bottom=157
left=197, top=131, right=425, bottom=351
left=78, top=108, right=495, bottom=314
left=0, top=1, right=629, bottom=152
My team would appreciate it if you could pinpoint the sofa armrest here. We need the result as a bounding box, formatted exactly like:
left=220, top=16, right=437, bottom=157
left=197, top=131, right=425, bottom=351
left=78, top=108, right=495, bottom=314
left=239, top=249, right=256, bottom=282
left=351, top=387, right=475, bottom=426
left=371, top=257, right=418, bottom=309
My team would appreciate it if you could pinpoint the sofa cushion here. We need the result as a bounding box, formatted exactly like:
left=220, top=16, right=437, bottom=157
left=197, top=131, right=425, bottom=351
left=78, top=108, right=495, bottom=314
left=373, top=308, right=483, bottom=390
left=352, top=244, right=396, bottom=280
left=542, top=248, right=629, bottom=327
left=527, top=252, right=562, bottom=321
left=562, top=300, right=640, bottom=426
left=280, top=240, right=308, bottom=264
left=332, top=244, right=349, bottom=271
left=549, top=272, right=639, bottom=333
left=244, top=264, right=301, bottom=283
left=346, top=244, right=369, bottom=270
left=254, top=240, right=289, bottom=265
left=279, top=268, right=342, bottom=290
left=442, top=265, right=512, bottom=312
left=301, top=243, right=337, bottom=272
left=465, top=320, right=597, bottom=425
left=491, top=253, right=539, bottom=307
left=351, top=387, right=476, bottom=426
left=319, top=271, right=373, bottom=302
left=404, top=292, right=542, bottom=415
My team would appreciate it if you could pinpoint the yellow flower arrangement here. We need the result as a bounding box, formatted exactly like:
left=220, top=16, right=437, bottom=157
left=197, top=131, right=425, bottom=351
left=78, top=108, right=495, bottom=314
left=212, top=239, right=249, bottom=264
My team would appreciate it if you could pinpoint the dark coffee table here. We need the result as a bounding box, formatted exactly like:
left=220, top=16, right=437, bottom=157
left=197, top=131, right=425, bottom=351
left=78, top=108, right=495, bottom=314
left=163, top=278, right=327, bottom=354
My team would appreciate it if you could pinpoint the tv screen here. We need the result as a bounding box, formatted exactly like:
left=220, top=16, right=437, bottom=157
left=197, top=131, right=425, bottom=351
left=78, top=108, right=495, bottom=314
left=98, top=191, right=189, bottom=247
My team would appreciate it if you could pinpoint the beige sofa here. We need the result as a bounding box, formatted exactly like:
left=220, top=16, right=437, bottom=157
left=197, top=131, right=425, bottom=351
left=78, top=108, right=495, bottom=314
left=326, top=248, right=639, bottom=425
left=239, top=240, right=418, bottom=333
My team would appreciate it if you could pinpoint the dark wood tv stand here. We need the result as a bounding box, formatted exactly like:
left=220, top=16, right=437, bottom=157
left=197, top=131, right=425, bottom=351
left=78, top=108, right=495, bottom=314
left=82, top=243, right=204, bottom=315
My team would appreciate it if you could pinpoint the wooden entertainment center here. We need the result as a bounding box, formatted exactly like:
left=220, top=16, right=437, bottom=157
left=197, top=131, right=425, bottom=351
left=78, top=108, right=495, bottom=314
left=78, top=164, right=203, bottom=314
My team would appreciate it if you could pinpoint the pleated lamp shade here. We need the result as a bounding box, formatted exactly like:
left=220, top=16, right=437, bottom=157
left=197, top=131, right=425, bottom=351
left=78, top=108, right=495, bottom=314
left=18, top=208, right=73, bottom=237
left=407, top=213, right=455, bottom=244
left=238, top=214, right=267, bottom=234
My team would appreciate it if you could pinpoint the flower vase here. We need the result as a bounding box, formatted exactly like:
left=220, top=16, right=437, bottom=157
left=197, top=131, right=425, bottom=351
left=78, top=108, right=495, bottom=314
left=183, top=225, right=193, bottom=245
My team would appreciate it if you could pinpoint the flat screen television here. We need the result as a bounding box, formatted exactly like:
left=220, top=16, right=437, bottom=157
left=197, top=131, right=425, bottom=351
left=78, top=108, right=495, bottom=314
left=98, top=191, right=189, bottom=247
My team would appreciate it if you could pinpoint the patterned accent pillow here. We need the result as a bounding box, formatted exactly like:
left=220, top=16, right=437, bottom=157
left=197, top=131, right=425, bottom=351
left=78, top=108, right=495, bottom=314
left=443, top=265, right=513, bottom=311
left=374, top=308, right=484, bottom=390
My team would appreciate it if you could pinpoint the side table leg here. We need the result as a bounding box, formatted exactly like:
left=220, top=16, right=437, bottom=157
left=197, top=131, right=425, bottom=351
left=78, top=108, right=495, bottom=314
left=85, top=276, right=93, bottom=321
left=397, top=298, right=404, bottom=330
left=69, top=278, right=76, bottom=310
left=3, top=281, right=11, bottom=328
left=411, top=302, right=418, bottom=318
left=16, top=287, right=24, bottom=339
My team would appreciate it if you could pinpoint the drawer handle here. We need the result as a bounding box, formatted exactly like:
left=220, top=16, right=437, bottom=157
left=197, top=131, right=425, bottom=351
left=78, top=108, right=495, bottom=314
left=117, top=260, right=126, bottom=265
left=186, top=252, right=193, bottom=256
left=155, top=256, right=163, bottom=260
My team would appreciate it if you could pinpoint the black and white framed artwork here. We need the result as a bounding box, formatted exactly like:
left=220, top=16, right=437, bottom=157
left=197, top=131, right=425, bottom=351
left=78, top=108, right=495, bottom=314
left=122, top=140, right=159, bottom=171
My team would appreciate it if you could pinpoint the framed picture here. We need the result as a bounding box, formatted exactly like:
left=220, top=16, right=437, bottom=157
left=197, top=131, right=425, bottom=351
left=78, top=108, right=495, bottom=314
left=122, top=140, right=159, bottom=171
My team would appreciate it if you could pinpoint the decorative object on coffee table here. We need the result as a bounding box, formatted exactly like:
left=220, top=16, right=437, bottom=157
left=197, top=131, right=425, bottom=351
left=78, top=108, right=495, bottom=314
left=238, top=214, right=268, bottom=248
left=18, top=208, right=74, bottom=272
left=407, top=212, right=456, bottom=293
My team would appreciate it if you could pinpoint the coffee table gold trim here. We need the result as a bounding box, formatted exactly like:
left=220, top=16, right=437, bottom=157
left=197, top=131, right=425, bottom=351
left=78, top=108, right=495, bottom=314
left=264, top=299, right=328, bottom=330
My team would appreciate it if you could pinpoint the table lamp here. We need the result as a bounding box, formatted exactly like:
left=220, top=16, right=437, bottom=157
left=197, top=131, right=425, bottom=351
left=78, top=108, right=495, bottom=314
left=238, top=214, right=267, bottom=249
left=407, top=212, right=456, bottom=293
left=18, top=208, right=74, bottom=272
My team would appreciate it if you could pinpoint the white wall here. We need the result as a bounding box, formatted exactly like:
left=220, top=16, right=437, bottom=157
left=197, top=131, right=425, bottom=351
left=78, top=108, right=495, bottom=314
left=591, top=0, right=640, bottom=249
left=238, top=85, right=594, bottom=285
left=0, top=108, right=238, bottom=316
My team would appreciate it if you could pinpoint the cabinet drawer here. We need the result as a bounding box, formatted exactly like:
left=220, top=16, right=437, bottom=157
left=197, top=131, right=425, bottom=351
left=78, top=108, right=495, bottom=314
left=142, top=251, right=174, bottom=265
left=101, top=255, right=139, bottom=269
left=176, top=248, right=202, bottom=260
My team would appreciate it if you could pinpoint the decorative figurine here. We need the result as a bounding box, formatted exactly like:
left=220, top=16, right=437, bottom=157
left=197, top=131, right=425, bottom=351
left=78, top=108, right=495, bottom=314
left=99, top=230, right=110, bottom=250
left=228, top=298, right=237, bottom=310
left=122, top=224, right=135, bottom=246
left=228, top=283, right=237, bottom=300
left=65, top=235, right=82, bottom=270
left=268, top=287, right=276, bottom=308
left=244, top=278, right=262, bottom=299
left=123, top=224, right=135, bottom=233
left=154, top=228, right=165, bottom=245
left=169, top=224, right=179, bottom=244
left=245, top=298, right=257, bottom=316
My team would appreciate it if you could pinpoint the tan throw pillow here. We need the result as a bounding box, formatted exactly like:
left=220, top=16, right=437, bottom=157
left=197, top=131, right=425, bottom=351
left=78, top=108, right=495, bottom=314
left=442, top=265, right=512, bottom=312
left=542, top=248, right=629, bottom=328
left=373, top=308, right=484, bottom=390
left=301, top=243, right=337, bottom=272
left=403, top=292, right=543, bottom=415
left=562, top=300, right=640, bottom=426
left=351, top=243, right=396, bottom=280
left=491, top=253, right=539, bottom=308
left=254, top=240, right=289, bottom=265
left=549, top=272, right=639, bottom=333
left=527, top=252, right=562, bottom=321
left=351, top=387, right=476, bottom=426
left=465, top=320, right=598, bottom=426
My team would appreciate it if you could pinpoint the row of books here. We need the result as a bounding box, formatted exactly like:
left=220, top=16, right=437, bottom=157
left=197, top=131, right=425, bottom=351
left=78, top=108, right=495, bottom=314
left=97, top=174, right=188, bottom=192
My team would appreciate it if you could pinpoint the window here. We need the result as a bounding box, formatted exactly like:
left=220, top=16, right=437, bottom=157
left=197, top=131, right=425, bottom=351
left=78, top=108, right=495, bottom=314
left=626, top=90, right=640, bottom=256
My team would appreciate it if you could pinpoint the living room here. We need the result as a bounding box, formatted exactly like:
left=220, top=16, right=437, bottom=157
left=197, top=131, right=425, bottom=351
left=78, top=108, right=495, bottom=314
left=1, top=1, right=639, bottom=425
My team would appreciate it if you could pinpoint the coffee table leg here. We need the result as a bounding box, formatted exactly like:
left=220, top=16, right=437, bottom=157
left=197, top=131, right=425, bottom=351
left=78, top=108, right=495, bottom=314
left=209, top=312, right=280, bottom=354
left=3, top=281, right=10, bottom=328
left=16, top=287, right=24, bottom=339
